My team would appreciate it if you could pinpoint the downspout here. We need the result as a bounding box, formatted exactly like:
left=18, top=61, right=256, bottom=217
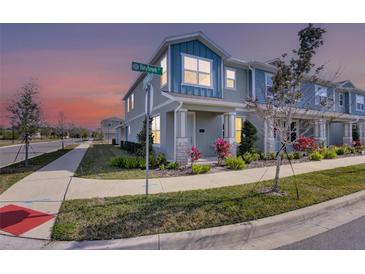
left=174, top=101, right=183, bottom=162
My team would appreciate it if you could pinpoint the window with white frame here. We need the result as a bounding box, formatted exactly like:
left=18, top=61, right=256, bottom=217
left=315, top=85, right=328, bottom=105
left=338, top=92, right=344, bottom=107
left=235, top=117, right=242, bottom=143
left=182, top=55, right=212, bottom=87
left=265, top=73, right=273, bottom=98
left=130, top=93, right=134, bottom=110
left=126, top=97, right=130, bottom=112
left=225, top=68, right=236, bottom=89
left=152, top=115, right=160, bottom=144
left=128, top=125, right=131, bottom=136
left=356, top=94, right=365, bottom=111
left=160, top=55, right=167, bottom=87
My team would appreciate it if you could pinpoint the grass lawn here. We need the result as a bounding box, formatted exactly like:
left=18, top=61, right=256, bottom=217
left=53, top=163, right=365, bottom=241
left=75, top=144, right=160, bottom=180
left=0, top=145, right=77, bottom=194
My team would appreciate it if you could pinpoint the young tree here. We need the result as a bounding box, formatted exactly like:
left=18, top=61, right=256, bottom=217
left=57, top=112, right=67, bottom=149
left=238, top=120, right=257, bottom=155
left=7, top=81, right=42, bottom=166
left=137, top=117, right=154, bottom=156
left=254, top=24, right=327, bottom=194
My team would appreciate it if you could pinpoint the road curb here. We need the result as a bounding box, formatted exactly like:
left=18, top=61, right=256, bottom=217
left=45, top=189, right=365, bottom=250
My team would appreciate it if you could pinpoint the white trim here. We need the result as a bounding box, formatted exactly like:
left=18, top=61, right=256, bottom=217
left=173, top=101, right=183, bottom=162
left=181, top=53, right=213, bottom=89
left=151, top=98, right=174, bottom=113
left=161, top=92, right=246, bottom=108
left=224, top=67, right=237, bottom=90
left=168, top=45, right=172, bottom=92
left=187, top=111, right=196, bottom=147
left=251, top=67, right=256, bottom=100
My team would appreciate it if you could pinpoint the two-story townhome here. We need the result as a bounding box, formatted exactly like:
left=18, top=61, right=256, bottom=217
left=121, top=32, right=365, bottom=165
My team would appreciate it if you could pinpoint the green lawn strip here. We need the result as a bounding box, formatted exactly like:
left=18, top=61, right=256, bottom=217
left=52, top=163, right=365, bottom=241
left=74, top=144, right=159, bottom=180
left=0, top=144, right=78, bottom=194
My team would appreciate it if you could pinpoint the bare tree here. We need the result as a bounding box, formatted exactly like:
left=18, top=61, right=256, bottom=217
left=250, top=24, right=328, bottom=194
left=7, top=80, right=42, bottom=166
left=57, top=112, right=67, bottom=150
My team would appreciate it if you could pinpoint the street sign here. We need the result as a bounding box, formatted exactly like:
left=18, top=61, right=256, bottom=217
left=132, top=61, right=163, bottom=75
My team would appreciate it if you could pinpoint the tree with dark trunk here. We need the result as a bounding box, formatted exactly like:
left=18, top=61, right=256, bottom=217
left=7, top=80, right=42, bottom=166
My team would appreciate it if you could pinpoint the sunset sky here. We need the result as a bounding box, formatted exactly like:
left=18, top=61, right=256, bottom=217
left=1, top=23, right=364, bottom=129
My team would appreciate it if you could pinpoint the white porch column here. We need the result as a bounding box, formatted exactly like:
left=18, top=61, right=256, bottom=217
left=314, top=119, right=327, bottom=146
left=358, top=122, right=365, bottom=145
left=224, top=112, right=237, bottom=156
left=175, top=109, right=189, bottom=165
left=343, top=122, right=353, bottom=146
left=265, top=118, right=276, bottom=153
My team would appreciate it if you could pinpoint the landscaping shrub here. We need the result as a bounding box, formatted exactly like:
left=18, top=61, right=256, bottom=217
left=225, top=156, right=245, bottom=170
left=293, top=151, right=303, bottom=160
left=269, top=152, right=277, bottom=160
left=258, top=152, right=267, bottom=160
left=286, top=152, right=295, bottom=160
left=120, top=141, right=142, bottom=154
left=335, top=145, right=350, bottom=155
left=322, top=148, right=337, bottom=159
left=309, top=151, right=324, bottom=161
left=242, top=152, right=260, bottom=164
left=214, top=138, right=231, bottom=165
left=189, top=146, right=202, bottom=167
left=166, top=162, right=179, bottom=170
left=110, top=156, right=141, bottom=169
left=159, top=164, right=165, bottom=171
left=192, top=164, right=211, bottom=174
left=238, top=120, right=258, bottom=155
left=149, top=152, right=167, bottom=168
left=293, top=136, right=318, bottom=152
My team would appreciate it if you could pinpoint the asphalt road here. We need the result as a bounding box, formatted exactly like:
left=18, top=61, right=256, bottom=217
left=0, top=139, right=80, bottom=168
left=278, top=216, right=365, bottom=250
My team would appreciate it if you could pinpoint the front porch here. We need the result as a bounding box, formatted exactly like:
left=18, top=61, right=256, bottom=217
left=265, top=116, right=365, bottom=152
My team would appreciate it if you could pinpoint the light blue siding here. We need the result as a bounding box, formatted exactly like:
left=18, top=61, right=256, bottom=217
left=350, top=92, right=365, bottom=116
left=170, top=40, right=222, bottom=98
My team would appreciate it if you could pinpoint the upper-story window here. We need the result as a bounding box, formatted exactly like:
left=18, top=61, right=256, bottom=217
left=315, top=85, right=328, bottom=105
left=126, top=93, right=134, bottom=112
left=152, top=115, right=160, bottom=144
left=225, top=68, right=236, bottom=89
left=356, top=95, right=365, bottom=111
left=235, top=117, right=242, bottom=143
left=338, top=92, right=344, bottom=107
left=182, top=55, right=212, bottom=88
left=265, top=73, right=274, bottom=98
left=160, top=55, right=167, bottom=87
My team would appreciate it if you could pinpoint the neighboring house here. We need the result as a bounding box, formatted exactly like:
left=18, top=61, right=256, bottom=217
left=121, top=32, right=365, bottom=164
left=100, top=117, right=123, bottom=144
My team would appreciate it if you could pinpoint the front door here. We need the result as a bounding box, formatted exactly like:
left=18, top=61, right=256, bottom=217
left=187, top=112, right=196, bottom=149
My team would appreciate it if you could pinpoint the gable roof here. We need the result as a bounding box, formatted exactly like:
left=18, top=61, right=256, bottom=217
left=123, top=32, right=231, bottom=100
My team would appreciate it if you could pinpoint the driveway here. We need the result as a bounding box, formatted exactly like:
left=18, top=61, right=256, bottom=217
left=0, top=139, right=80, bottom=168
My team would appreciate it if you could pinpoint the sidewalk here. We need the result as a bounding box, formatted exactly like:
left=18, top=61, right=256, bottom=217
left=0, top=143, right=89, bottom=240
left=66, top=155, right=365, bottom=200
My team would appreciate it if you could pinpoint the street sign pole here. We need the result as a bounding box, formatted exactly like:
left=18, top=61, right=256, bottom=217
left=145, top=81, right=151, bottom=196
left=132, top=61, right=162, bottom=196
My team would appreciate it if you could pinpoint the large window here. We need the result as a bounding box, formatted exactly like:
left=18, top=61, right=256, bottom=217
left=265, top=73, right=273, bottom=98
left=338, top=92, right=344, bottom=107
left=356, top=95, right=365, bottom=111
left=225, top=68, right=236, bottom=89
left=315, top=85, right=328, bottom=105
left=160, top=55, right=167, bottom=87
left=235, top=117, right=242, bottom=143
left=183, top=55, right=212, bottom=87
left=152, top=115, right=160, bottom=144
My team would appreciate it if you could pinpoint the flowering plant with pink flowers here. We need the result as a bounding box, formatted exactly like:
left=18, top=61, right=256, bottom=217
left=214, top=138, right=231, bottom=165
left=189, top=146, right=202, bottom=168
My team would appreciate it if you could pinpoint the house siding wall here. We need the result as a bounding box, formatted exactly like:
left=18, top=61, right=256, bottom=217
left=223, top=66, right=250, bottom=101
left=170, top=40, right=222, bottom=98
left=350, top=91, right=365, bottom=116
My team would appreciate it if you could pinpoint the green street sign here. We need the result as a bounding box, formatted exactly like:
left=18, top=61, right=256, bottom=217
left=132, top=61, right=163, bottom=75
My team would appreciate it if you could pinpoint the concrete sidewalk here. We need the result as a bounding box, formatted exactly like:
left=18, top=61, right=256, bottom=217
left=66, top=155, right=365, bottom=199
left=0, top=143, right=89, bottom=240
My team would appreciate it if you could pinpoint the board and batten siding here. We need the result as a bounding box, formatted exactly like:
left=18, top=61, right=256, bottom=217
left=170, top=40, right=222, bottom=98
